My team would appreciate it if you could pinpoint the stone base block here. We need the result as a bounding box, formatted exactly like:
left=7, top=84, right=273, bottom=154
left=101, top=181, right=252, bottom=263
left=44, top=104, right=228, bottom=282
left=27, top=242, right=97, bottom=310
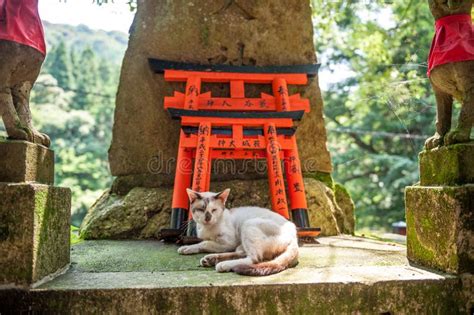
left=405, top=185, right=473, bottom=274
left=420, top=142, right=474, bottom=186
left=0, top=183, right=71, bottom=287
left=0, top=140, right=54, bottom=185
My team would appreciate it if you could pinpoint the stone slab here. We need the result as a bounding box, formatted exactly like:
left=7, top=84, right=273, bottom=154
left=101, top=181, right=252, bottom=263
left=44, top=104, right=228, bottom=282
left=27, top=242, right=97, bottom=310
left=0, top=140, right=54, bottom=185
left=0, top=236, right=471, bottom=313
left=405, top=185, right=474, bottom=274
left=420, top=142, right=474, bottom=186
left=60, top=237, right=408, bottom=274
left=0, top=183, right=71, bottom=287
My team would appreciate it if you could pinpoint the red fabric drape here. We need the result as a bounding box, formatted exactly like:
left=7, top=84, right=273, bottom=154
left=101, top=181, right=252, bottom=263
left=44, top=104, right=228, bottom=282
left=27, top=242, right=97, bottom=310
left=428, top=14, right=474, bottom=76
left=0, top=0, right=46, bottom=55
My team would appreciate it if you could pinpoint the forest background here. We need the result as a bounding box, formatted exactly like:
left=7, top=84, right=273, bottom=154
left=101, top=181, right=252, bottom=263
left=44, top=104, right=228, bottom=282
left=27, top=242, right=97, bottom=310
left=2, top=0, right=464, bottom=231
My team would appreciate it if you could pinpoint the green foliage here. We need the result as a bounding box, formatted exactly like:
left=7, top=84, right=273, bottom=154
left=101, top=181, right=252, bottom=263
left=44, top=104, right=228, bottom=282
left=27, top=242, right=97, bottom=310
left=71, top=48, right=100, bottom=110
left=70, top=225, right=83, bottom=245
left=93, top=0, right=137, bottom=11
left=31, top=23, right=127, bottom=227
left=311, top=0, right=441, bottom=229
left=45, top=41, right=75, bottom=89
left=43, top=22, right=128, bottom=65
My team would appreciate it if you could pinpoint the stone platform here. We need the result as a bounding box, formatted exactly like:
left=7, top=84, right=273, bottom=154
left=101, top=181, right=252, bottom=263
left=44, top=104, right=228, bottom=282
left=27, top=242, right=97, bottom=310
left=1, top=236, right=471, bottom=313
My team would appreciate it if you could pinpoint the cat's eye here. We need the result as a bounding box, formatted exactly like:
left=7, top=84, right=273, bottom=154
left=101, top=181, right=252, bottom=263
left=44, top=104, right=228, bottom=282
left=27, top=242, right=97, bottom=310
left=194, top=208, right=204, bottom=212
left=212, top=208, right=218, bottom=213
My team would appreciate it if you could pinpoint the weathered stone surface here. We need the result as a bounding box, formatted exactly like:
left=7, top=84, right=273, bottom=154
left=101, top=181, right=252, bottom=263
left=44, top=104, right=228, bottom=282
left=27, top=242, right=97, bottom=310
left=108, top=0, right=332, bottom=183
left=420, top=142, right=474, bottom=186
left=56, top=237, right=410, bottom=275
left=0, top=237, right=471, bottom=313
left=80, top=178, right=354, bottom=239
left=0, top=183, right=71, bottom=287
left=0, top=140, right=54, bottom=185
left=335, top=183, right=355, bottom=234
left=305, top=179, right=342, bottom=236
left=110, top=174, right=173, bottom=195
left=405, top=185, right=474, bottom=274
left=80, top=188, right=172, bottom=240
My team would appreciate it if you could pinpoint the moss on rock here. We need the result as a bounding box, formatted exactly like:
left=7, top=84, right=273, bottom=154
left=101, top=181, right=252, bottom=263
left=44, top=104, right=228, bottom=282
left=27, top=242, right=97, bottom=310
left=80, top=188, right=173, bottom=239
left=405, top=184, right=474, bottom=274
left=419, top=142, right=474, bottom=186
left=334, top=183, right=355, bottom=234
left=305, top=171, right=335, bottom=190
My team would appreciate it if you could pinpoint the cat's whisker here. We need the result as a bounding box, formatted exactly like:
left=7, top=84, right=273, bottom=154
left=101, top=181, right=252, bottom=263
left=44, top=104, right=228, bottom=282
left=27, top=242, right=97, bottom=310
left=178, top=220, right=192, bottom=234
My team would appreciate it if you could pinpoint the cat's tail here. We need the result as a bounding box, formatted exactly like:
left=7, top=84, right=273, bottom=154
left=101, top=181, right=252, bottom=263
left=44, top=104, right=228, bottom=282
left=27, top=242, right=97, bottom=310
left=232, top=240, right=299, bottom=276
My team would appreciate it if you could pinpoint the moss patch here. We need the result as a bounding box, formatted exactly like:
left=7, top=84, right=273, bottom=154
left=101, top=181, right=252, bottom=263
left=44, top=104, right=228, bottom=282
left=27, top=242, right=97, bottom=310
left=304, top=171, right=334, bottom=190
left=200, top=22, right=210, bottom=46
left=405, top=185, right=474, bottom=274
left=419, top=142, right=474, bottom=186
left=71, top=240, right=206, bottom=272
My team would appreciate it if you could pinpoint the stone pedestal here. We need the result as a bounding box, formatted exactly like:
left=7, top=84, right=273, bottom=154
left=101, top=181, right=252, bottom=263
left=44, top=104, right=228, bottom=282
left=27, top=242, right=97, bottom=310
left=405, top=185, right=473, bottom=273
left=0, top=140, right=54, bottom=185
left=0, top=141, right=71, bottom=287
left=406, top=142, right=474, bottom=274
left=420, top=143, right=474, bottom=186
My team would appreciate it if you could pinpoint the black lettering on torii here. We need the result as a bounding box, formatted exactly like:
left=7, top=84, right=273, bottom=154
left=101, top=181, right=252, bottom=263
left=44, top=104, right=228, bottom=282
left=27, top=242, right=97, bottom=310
left=199, top=125, right=210, bottom=135
left=188, top=85, right=199, bottom=96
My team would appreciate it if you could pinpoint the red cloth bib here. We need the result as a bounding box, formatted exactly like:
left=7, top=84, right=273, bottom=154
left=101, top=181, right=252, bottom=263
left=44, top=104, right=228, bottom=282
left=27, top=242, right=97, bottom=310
left=428, top=14, right=474, bottom=76
left=0, top=0, right=46, bottom=55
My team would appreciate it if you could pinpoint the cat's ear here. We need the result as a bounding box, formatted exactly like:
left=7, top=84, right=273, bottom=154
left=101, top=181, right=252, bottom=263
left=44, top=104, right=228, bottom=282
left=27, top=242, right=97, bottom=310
left=186, top=188, right=202, bottom=203
left=215, top=188, right=230, bottom=204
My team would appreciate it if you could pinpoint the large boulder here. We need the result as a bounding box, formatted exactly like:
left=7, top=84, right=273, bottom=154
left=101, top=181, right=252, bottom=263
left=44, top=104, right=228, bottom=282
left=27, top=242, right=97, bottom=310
left=109, top=0, right=332, bottom=186
left=80, top=178, right=354, bottom=239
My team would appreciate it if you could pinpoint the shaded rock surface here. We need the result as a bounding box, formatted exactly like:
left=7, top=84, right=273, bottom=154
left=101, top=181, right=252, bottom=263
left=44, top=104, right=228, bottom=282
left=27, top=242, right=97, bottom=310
left=335, top=183, right=356, bottom=234
left=80, top=188, right=172, bottom=240
left=405, top=184, right=474, bottom=274
left=109, top=0, right=332, bottom=185
left=80, top=178, right=355, bottom=239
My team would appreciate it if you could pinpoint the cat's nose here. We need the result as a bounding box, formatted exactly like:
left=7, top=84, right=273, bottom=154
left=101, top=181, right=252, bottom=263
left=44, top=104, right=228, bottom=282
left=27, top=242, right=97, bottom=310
left=205, top=212, right=212, bottom=222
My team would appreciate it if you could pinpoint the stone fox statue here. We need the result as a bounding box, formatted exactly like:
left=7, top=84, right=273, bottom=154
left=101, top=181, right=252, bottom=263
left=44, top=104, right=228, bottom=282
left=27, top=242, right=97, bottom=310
left=0, top=0, right=50, bottom=147
left=425, top=0, right=474, bottom=149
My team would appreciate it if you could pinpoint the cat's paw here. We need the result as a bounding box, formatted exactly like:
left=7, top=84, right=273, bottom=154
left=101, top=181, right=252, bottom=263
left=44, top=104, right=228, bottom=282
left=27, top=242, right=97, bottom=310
left=200, top=254, right=219, bottom=267
left=177, top=245, right=199, bottom=255
left=215, top=261, right=232, bottom=273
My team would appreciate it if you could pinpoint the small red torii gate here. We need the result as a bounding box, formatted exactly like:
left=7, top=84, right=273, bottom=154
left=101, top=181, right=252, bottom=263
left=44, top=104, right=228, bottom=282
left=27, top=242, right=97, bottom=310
left=150, top=60, right=320, bottom=242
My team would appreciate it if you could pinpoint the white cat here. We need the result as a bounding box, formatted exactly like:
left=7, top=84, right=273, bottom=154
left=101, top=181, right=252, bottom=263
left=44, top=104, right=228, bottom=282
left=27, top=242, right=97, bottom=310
left=177, top=188, right=299, bottom=276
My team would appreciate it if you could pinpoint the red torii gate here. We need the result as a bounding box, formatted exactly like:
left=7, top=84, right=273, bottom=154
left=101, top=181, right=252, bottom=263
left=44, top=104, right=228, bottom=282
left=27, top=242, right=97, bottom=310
left=150, top=60, right=320, bottom=242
